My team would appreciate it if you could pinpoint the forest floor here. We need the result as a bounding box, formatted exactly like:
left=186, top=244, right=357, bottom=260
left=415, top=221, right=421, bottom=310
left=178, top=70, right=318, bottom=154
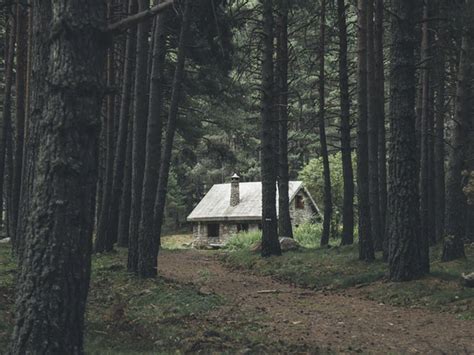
left=1, top=239, right=473, bottom=354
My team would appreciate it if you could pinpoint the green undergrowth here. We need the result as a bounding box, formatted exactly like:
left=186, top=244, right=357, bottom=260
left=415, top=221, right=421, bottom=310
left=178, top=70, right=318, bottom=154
left=85, top=249, right=224, bottom=354
left=0, top=243, right=15, bottom=350
left=223, top=242, right=474, bottom=319
left=225, top=223, right=338, bottom=250
left=0, top=244, right=319, bottom=353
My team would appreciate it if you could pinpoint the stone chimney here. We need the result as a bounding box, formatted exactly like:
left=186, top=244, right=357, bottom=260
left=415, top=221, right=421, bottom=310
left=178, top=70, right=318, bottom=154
left=230, top=173, right=240, bottom=207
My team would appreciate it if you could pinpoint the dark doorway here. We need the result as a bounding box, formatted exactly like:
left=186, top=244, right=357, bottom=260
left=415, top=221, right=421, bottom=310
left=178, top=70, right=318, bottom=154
left=237, top=223, right=249, bottom=233
left=207, top=223, right=219, bottom=237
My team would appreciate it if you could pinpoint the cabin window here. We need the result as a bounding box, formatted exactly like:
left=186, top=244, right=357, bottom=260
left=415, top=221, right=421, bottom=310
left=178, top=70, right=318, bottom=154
left=296, top=195, right=304, bottom=209
left=237, top=223, right=249, bottom=233
left=207, top=223, right=219, bottom=237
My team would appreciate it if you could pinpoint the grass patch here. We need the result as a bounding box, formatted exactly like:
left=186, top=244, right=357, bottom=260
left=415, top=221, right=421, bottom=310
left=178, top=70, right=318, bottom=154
left=161, top=233, right=194, bottom=250
left=225, top=223, right=339, bottom=250
left=85, top=248, right=225, bottom=353
left=223, top=242, right=474, bottom=319
left=224, top=243, right=386, bottom=289
left=0, top=243, right=15, bottom=350
left=0, top=244, right=315, bottom=353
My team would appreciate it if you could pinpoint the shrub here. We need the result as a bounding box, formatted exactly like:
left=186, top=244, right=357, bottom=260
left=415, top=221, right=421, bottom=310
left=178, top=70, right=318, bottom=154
left=225, top=230, right=261, bottom=251
left=293, top=223, right=323, bottom=248
left=224, top=223, right=334, bottom=250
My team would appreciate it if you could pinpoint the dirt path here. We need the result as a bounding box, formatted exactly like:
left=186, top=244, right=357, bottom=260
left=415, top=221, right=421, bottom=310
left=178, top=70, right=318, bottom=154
left=158, top=250, right=473, bottom=354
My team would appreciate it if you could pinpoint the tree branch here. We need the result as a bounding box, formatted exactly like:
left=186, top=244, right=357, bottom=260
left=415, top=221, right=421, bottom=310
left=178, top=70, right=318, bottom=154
left=107, top=0, right=174, bottom=35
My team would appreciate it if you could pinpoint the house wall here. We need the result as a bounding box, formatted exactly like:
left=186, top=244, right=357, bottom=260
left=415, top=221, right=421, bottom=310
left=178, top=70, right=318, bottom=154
left=192, top=190, right=317, bottom=245
left=289, top=190, right=317, bottom=227
left=193, top=221, right=260, bottom=244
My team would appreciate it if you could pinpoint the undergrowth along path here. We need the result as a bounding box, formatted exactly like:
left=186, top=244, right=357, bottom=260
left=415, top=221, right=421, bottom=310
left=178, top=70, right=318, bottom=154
left=159, top=249, right=474, bottom=354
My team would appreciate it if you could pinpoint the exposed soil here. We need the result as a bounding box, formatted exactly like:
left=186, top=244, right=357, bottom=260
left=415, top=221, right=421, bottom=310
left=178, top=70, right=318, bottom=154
left=159, top=249, right=474, bottom=354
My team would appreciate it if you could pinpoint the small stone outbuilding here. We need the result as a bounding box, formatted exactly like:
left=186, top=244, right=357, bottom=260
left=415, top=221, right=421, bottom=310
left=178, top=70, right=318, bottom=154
left=187, top=175, right=320, bottom=245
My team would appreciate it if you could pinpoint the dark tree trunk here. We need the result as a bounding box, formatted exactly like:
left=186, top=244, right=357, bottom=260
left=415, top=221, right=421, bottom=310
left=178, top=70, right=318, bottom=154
left=1, top=6, right=16, bottom=238
left=374, top=0, right=387, bottom=257
left=128, top=0, right=151, bottom=273
left=95, top=1, right=118, bottom=253
left=111, top=0, right=138, bottom=248
left=388, top=0, right=426, bottom=281
left=337, top=0, right=354, bottom=246
left=276, top=0, right=293, bottom=239
left=260, top=0, right=281, bottom=257
left=144, top=0, right=192, bottom=276
left=137, top=3, right=169, bottom=278
left=434, top=3, right=446, bottom=243
left=367, top=0, right=382, bottom=251
left=442, top=25, right=472, bottom=261
left=418, top=2, right=431, bottom=272
left=357, top=0, right=374, bottom=261
left=117, top=114, right=134, bottom=247
left=318, top=0, right=332, bottom=247
left=11, top=0, right=28, bottom=255
left=9, top=0, right=106, bottom=352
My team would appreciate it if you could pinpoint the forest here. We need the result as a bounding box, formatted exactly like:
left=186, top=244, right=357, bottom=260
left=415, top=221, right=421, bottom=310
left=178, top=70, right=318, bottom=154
left=0, top=0, right=473, bottom=353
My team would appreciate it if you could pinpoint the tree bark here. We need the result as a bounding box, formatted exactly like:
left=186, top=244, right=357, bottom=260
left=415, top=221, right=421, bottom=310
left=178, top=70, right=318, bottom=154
left=357, top=0, right=374, bottom=261
left=418, top=2, right=431, bottom=272
left=318, top=0, right=332, bottom=247
left=95, top=0, right=118, bottom=253
left=260, top=0, right=281, bottom=257
left=388, top=0, right=425, bottom=281
left=276, top=0, right=293, bottom=239
left=9, top=0, right=106, bottom=352
left=434, top=2, right=446, bottom=243
left=137, top=2, right=169, bottom=278
left=1, top=5, right=16, bottom=238
left=374, top=0, right=387, bottom=257
left=337, top=0, right=354, bottom=246
left=442, top=18, right=472, bottom=261
left=128, top=0, right=151, bottom=273
left=144, top=0, right=192, bottom=276
left=11, top=0, right=28, bottom=255
left=367, top=0, right=382, bottom=251
left=108, top=0, right=138, bottom=248
left=118, top=113, right=134, bottom=247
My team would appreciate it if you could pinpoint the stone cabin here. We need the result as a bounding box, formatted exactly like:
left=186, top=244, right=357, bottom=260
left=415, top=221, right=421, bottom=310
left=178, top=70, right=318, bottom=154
left=187, top=174, right=320, bottom=245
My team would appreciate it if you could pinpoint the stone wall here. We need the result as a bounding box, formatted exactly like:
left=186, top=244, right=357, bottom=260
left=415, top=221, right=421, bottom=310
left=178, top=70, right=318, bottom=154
left=192, top=189, right=317, bottom=245
left=289, top=190, right=317, bottom=227
left=193, top=221, right=260, bottom=244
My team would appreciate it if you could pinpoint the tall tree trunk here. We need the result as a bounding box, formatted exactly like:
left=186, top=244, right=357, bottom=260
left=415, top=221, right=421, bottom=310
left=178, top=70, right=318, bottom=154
left=434, top=37, right=446, bottom=243
left=276, top=0, right=293, bottom=239
left=357, top=0, right=374, bottom=261
left=374, top=0, right=387, bottom=256
left=144, top=0, right=192, bottom=276
left=337, top=0, right=354, bottom=246
left=367, top=0, right=382, bottom=251
left=260, top=0, right=281, bottom=257
left=111, top=0, right=138, bottom=248
left=318, top=0, right=332, bottom=247
left=118, top=114, right=134, bottom=247
left=9, top=1, right=106, bottom=352
left=442, top=19, right=472, bottom=261
left=128, top=0, right=151, bottom=273
left=418, top=2, right=431, bottom=272
left=11, top=0, right=28, bottom=255
left=95, top=0, right=118, bottom=253
left=137, top=3, right=169, bottom=278
left=388, top=0, right=425, bottom=281
left=1, top=6, right=16, bottom=239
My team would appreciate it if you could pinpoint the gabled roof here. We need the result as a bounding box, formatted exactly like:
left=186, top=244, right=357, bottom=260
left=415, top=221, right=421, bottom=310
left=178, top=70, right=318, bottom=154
left=187, top=181, right=319, bottom=222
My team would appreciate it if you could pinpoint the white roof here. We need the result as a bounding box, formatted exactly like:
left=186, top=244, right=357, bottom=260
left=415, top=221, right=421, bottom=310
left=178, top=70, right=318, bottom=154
left=187, top=181, right=318, bottom=222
